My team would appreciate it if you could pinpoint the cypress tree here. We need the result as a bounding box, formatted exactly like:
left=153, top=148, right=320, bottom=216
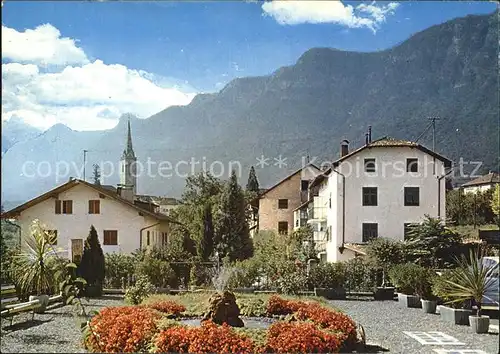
left=200, top=204, right=214, bottom=261
left=217, top=170, right=254, bottom=261
left=79, top=225, right=105, bottom=296
left=246, top=166, right=260, bottom=194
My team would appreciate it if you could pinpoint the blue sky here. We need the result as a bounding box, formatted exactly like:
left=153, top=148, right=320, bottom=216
left=1, top=1, right=497, bottom=131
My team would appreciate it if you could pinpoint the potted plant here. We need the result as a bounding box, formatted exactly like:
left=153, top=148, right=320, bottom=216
left=388, top=263, right=423, bottom=308
left=433, top=270, right=473, bottom=325
left=438, top=249, right=497, bottom=333
left=366, top=238, right=404, bottom=301
left=10, top=220, right=61, bottom=313
left=308, top=262, right=347, bottom=300
left=416, top=268, right=438, bottom=313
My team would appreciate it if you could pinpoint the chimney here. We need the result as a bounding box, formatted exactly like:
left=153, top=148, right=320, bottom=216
left=340, top=139, right=349, bottom=157
left=119, top=185, right=134, bottom=202
left=368, top=125, right=372, bottom=143
left=365, top=132, right=369, bottom=145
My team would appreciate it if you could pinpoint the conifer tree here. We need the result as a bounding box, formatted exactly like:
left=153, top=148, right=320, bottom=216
left=79, top=225, right=105, bottom=296
left=217, top=170, right=253, bottom=261
left=246, top=166, right=259, bottom=194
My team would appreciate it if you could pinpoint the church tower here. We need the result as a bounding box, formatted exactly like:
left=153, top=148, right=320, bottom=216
left=119, top=118, right=137, bottom=197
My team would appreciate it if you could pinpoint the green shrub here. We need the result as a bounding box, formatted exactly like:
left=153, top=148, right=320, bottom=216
left=307, top=262, right=346, bottom=290
left=344, top=257, right=378, bottom=292
left=104, top=253, right=135, bottom=288
left=135, top=253, right=175, bottom=289
left=388, top=263, right=427, bottom=295
left=415, top=268, right=438, bottom=300
left=227, top=258, right=261, bottom=289
left=277, top=262, right=308, bottom=295
left=125, top=275, right=155, bottom=305
left=79, top=225, right=105, bottom=297
left=237, top=297, right=267, bottom=317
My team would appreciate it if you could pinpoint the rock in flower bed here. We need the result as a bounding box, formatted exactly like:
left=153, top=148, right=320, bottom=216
left=83, top=294, right=359, bottom=353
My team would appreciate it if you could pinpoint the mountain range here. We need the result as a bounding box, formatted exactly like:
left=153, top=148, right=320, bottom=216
left=1, top=11, right=499, bottom=206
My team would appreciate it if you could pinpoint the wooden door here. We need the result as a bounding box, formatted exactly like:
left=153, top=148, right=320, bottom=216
left=71, top=239, right=84, bottom=263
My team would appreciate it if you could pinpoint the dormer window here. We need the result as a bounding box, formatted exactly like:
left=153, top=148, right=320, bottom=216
left=364, top=158, right=376, bottom=173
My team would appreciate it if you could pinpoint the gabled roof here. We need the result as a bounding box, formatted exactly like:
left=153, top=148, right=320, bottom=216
left=259, top=164, right=321, bottom=198
left=332, top=136, right=452, bottom=168
left=461, top=172, right=500, bottom=187
left=1, top=179, right=179, bottom=223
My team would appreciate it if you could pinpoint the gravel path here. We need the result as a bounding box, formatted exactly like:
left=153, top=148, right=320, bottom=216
left=0, top=296, right=126, bottom=353
left=2, top=296, right=498, bottom=353
left=331, top=299, right=500, bottom=354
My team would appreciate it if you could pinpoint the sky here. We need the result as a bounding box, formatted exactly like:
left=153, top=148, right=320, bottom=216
left=2, top=0, right=498, bottom=131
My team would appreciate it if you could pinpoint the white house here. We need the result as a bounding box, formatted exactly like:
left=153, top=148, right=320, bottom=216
left=1, top=178, right=178, bottom=260
left=459, top=172, right=499, bottom=194
left=1, top=119, right=180, bottom=260
left=307, top=136, right=452, bottom=263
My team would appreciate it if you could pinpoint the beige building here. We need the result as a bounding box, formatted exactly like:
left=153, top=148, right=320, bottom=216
left=460, top=172, right=499, bottom=194
left=258, top=164, right=321, bottom=235
left=1, top=179, right=178, bottom=260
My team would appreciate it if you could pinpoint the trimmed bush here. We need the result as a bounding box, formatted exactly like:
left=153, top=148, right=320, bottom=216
left=79, top=225, right=105, bottom=297
left=307, top=262, right=346, bottom=290
left=388, top=263, right=427, bottom=295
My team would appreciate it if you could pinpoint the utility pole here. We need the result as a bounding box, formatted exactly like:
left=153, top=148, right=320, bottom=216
left=428, top=116, right=440, bottom=152
left=83, top=150, right=89, bottom=181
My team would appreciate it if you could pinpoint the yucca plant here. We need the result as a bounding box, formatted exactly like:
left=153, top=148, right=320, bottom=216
left=441, top=248, right=498, bottom=316
left=11, top=220, right=62, bottom=297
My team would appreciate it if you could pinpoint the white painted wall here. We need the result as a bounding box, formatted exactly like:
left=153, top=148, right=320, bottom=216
left=463, top=184, right=495, bottom=194
left=16, top=184, right=169, bottom=258
left=323, top=146, right=447, bottom=262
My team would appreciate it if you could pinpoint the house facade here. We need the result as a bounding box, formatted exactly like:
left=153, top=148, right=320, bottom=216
left=459, top=172, right=499, bottom=194
left=1, top=179, right=177, bottom=260
left=258, top=164, right=321, bottom=236
left=308, top=136, right=452, bottom=263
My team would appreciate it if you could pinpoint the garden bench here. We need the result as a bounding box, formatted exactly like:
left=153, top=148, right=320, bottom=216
left=1, top=285, right=19, bottom=310
left=0, top=298, right=42, bottom=327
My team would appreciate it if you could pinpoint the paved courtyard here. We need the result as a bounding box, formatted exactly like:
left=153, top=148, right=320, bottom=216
left=1, top=296, right=498, bottom=353
left=332, top=299, right=499, bottom=354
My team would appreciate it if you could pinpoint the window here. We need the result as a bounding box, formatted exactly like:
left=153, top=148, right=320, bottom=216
left=55, top=200, right=62, bottom=214
left=327, top=226, right=332, bottom=242
left=62, top=200, right=73, bottom=214
left=404, top=187, right=420, bottom=206
left=362, top=223, right=378, bottom=242
left=88, top=200, right=100, bottom=214
left=161, top=232, right=168, bottom=246
left=146, top=231, right=150, bottom=246
left=45, top=230, right=58, bottom=245
left=362, top=187, right=378, bottom=206
left=364, top=158, right=376, bottom=172
left=404, top=223, right=417, bottom=240
left=407, top=158, right=418, bottom=173
left=295, top=219, right=299, bottom=227
left=278, top=221, right=288, bottom=234
left=278, top=199, right=288, bottom=209
left=301, top=180, right=309, bottom=191
left=103, top=230, right=118, bottom=245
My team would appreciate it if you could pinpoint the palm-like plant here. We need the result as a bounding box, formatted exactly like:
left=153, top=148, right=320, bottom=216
left=11, top=220, right=62, bottom=297
left=442, top=248, right=498, bottom=316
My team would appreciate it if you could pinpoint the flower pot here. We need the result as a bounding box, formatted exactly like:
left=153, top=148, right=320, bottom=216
left=438, top=305, right=473, bottom=325
left=397, top=293, right=421, bottom=308
left=29, top=295, right=49, bottom=313
left=421, top=299, right=437, bottom=314
left=373, top=287, right=395, bottom=301
left=469, top=315, right=490, bottom=334
left=314, top=287, right=346, bottom=300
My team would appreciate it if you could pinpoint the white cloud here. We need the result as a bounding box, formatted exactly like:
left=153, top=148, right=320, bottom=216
left=1, top=24, right=197, bottom=131
left=261, top=0, right=399, bottom=32
left=2, top=24, right=89, bottom=66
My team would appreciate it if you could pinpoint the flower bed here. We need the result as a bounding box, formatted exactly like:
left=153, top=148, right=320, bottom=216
left=83, top=295, right=358, bottom=353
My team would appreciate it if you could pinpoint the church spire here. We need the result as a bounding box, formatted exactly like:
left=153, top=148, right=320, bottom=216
left=122, top=117, right=135, bottom=159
